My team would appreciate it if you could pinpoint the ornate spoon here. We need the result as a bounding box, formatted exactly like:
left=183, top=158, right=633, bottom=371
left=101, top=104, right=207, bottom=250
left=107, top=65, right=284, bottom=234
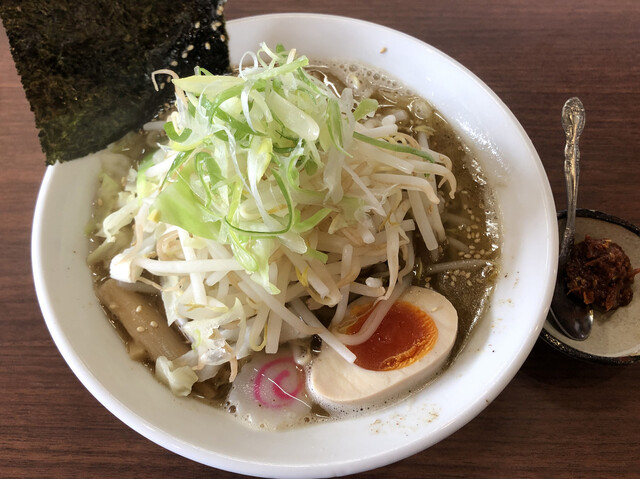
left=549, top=97, right=594, bottom=341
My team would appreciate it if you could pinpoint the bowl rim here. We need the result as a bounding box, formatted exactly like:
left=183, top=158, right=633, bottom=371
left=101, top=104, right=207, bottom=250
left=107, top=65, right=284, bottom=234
left=31, top=12, right=558, bottom=478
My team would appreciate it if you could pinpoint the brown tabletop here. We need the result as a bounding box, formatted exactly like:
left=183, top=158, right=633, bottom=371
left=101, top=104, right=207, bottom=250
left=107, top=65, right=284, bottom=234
left=1, top=1, right=639, bottom=478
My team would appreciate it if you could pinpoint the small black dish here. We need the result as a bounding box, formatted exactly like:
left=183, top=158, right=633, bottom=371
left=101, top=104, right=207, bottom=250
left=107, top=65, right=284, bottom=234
left=541, top=208, right=640, bottom=364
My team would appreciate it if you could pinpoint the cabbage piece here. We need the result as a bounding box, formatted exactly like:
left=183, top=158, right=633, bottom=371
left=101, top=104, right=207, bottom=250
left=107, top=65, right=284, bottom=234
left=155, top=356, right=198, bottom=397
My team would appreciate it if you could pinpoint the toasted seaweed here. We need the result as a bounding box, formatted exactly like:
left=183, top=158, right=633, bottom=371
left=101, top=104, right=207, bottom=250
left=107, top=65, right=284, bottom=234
left=0, top=0, right=230, bottom=164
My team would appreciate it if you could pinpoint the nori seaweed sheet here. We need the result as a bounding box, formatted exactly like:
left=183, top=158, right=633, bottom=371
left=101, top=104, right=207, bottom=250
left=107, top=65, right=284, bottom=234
left=0, top=1, right=230, bottom=164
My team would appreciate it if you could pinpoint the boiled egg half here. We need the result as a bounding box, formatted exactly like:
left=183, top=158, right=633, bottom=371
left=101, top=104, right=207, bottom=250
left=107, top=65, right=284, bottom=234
left=308, top=286, right=458, bottom=408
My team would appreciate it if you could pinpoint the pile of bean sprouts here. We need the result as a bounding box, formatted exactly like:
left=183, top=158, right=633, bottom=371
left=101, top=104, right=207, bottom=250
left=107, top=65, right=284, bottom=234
left=91, top=44, right=462, bottom=394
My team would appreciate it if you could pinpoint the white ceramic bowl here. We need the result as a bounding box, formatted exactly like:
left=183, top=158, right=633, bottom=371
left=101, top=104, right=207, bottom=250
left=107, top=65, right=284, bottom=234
left=32, top=13, right=557, bottom=478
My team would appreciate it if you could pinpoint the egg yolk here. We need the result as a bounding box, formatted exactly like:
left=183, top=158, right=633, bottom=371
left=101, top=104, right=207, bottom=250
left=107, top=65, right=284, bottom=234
left=346, top=301, right=438, bottom=371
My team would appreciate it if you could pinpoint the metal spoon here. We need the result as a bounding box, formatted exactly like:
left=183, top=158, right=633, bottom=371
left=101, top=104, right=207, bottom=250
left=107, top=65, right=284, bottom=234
left=549, top=97, right=594, bottom=341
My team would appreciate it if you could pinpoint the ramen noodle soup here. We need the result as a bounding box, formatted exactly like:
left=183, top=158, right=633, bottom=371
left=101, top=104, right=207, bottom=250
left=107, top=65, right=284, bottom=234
left=87, top=44, right=501, bottom=430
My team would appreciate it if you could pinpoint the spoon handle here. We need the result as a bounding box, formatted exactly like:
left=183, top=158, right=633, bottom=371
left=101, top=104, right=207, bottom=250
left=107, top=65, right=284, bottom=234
left=550, top=97, right=592, bottom=341
left=559, top=97, right=585, bottom=267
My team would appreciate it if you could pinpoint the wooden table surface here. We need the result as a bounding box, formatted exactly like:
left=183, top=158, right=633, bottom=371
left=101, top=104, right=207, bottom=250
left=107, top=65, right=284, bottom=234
left=1, top=1, right=639, bottom=477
